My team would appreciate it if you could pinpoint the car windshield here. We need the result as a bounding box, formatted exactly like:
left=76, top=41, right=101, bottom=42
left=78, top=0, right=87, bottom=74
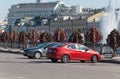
left=37, top=42, right=50, bottom=48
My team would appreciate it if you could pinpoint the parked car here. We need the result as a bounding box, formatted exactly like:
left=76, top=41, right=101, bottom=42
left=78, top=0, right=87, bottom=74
left=46, top=43, right=101, bottom=63
left=24, top=42, right=59, bottom=59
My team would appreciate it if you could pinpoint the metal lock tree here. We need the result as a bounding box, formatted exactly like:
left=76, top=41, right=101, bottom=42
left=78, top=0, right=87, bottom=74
left=68, top=30, right=83, bottom=44
left=10, top=29, right=19, bottom=48
left=28, top=29, right=40, bottom=46
left=53, top=28, right=67, bottom=42
left=40, top=31, right=52, bottom=43
left=0, top=31, right=9, bottom=49
left=85, top=26, right=103, bottom=49
left=19, top=31, right=28, bottom=49
left=106, top=29, right=119, bottom=57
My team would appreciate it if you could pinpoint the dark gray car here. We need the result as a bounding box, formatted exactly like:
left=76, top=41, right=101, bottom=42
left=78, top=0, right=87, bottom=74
left=24, top=42, right=58, bottom=59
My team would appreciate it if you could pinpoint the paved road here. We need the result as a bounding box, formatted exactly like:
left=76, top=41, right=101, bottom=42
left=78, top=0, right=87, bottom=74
left=0, top=52, right=120, bottom=79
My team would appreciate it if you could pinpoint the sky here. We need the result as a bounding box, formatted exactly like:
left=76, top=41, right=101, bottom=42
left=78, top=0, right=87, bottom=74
left=0, top=0, right=120, bottom=20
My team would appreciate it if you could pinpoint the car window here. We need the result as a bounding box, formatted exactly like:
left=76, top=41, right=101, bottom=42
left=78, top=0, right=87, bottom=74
left=46, top=43, right=57, bottom=48
left=67, top=44, right=77, bottom=49
left=37, top=42, right=50, bottom=48
left=77, top=44, right=89, bottom=51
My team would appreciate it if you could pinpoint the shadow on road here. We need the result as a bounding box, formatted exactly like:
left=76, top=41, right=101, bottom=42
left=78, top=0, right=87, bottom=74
left=100, top=60, right=120, bottom=64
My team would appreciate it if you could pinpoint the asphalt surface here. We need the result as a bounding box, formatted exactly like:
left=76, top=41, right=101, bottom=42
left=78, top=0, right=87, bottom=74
left=0, top=52, right=120, bottom=79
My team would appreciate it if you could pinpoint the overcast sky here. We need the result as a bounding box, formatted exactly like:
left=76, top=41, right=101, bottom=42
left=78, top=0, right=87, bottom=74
left=0, top=0, right=120, bottom=20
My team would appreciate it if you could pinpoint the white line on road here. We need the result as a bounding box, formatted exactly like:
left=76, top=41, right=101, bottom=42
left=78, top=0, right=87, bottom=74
left=0, top=77, right=25, bottom=79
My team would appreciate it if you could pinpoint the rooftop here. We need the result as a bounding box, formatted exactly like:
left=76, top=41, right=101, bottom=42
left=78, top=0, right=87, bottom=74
left=12, top=1, right=61, bottom=9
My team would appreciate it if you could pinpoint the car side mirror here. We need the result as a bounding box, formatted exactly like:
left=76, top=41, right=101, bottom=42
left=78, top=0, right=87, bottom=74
left=44, top=47, right=47, bottom=49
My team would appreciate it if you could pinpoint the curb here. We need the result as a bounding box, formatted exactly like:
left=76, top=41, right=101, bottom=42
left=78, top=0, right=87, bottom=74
left=101, top=58, right=120, bottom=64
left=0, top=48, right=24, bottom=54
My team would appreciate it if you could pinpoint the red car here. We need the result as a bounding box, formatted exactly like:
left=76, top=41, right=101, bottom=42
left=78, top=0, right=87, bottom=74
left=46, top=43, right=101, bottom=63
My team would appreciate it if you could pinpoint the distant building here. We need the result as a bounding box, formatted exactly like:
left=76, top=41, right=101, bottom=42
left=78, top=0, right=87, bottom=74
left=0, top=20, right=7, bottom=32
left=72, top=5, right=83, bottom=14
left=71, top=6, right=95, bottom=15
left=7, top=0, right=71, bottom=26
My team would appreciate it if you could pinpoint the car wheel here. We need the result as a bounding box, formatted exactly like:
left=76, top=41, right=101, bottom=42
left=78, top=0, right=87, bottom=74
left=91, top=55, right=98, bottom=63
left=81, top=60, right=85, bottom=63
left=51, top=59, right=58, bottom=63
left=61, top=55, right=70, bottom=63
left=34, top=52, right=42, bottom=59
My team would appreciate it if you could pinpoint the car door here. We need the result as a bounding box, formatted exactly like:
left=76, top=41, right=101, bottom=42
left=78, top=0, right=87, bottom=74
left=66, top=44, right=81, bottom=60
left=77, top=44, right=91, bottom=60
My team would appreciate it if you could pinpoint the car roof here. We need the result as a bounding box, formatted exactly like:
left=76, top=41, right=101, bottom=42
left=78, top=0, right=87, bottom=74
left=62, top=42, right=83, bottom=45
left=51, top=42, right=81, bottom=47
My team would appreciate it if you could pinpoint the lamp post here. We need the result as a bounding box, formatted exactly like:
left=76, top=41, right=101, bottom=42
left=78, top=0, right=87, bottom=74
left=8, top=25, right=12, bottom=48
left=71, top=19, right=74, bottom=33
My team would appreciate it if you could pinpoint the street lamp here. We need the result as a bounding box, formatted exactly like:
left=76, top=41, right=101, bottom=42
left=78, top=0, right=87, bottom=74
left=71, top=19, right=74, bottom=33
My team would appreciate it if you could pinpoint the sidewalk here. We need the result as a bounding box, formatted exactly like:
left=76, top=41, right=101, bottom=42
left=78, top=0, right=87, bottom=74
left=0, top=47, right=24, bottom=54
left=101, top=55, right=120, bottom=64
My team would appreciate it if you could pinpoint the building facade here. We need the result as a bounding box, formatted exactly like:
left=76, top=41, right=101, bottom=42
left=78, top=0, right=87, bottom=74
left=8, top=0, right=98, bottom=26
left=7, top=1, right=70, bottom=26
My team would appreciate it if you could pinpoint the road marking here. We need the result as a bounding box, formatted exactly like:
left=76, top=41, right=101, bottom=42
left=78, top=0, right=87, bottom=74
left=0, top=77, right=25, bottom=79
left=15, top=77, right=25, bottom=79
